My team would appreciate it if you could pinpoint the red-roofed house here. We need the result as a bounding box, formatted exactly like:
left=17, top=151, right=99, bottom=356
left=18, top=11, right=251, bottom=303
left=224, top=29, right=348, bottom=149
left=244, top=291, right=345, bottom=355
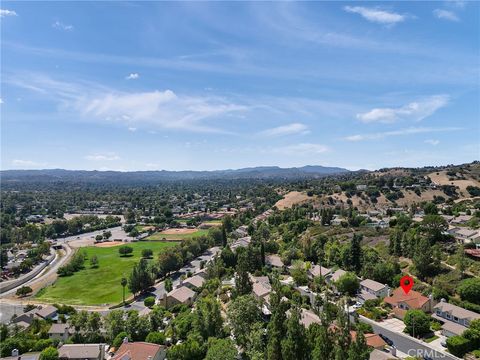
left=112, top=341, right=166, bottom=360
left=384, top=288, right=434, bottom=319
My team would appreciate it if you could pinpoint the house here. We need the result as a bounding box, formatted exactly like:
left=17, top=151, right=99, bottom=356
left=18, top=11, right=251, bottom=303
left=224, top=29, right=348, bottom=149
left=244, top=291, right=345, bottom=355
left=162, top=286, right=196, bottom=308
left=48, top=323, right=73, bottom=342
left=307, top=265, right=331, bottom=279
left=182, top=274, right=205, bottom=290
left=265, top=254, right=284, bottom=269
left=112, top=341, right=166, bottom=360
left=451, top=215, right=473, bottom=225
left=234, top=225, right=249, bottom=238
left=384, top=288, right=433, bottom=319
left=230, top=236, right=251, bottom=251
left=356, top=185, right=367, bottom=191
left=432, top=300, right=480, bottom=337
left=350, top=331, right=387, bottom=350
left=0, top=352, right=41, bottom=360
left=11, top=308, right=38, bottom=327
left=58, top=344, right=104, bottom=360
left=35, top=305, right=58, bottom=320
left=359, top=279, right=389, bottom=299
left=299, top=308, right=321, bottom=328
left=369, top=349, right=399, bottom=359
left=450, top=228, right=480, bottom=243
left=327, top=269, right=347, bottom=283
left=250, top=275, right=272, bottom=300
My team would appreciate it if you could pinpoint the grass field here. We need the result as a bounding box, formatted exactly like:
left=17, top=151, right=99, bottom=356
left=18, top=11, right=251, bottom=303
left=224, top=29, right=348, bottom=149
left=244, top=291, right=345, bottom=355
left=145, top=229, right=209, bottom=241
left=36, top=241, right=177, bottom=306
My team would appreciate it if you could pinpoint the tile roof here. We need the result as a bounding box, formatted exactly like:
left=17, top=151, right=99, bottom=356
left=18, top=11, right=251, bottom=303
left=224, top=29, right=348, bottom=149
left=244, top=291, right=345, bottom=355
left=183, top=274, right=205, bottom=289
left=309, top=265, right=331, bottom=277
left=384, top=288, right=429, bottom=309
left=48, top=323, right=71, bottom=334
left=265, top=254, right=284, bottom=268
left=167, top=286, right=195, bottom=303
left=330, top=269, right=347, bottom=282
left=112, top=342, right=163, bottom=360
left=35, top=305, right=57, bottom=319
left=441, top=321, right=468, bottom=336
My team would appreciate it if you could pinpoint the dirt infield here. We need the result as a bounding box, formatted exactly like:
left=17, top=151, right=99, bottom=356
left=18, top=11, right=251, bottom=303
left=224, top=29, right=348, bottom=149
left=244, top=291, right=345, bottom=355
left=94, top=241, right=124, bottom=247
left=160, top=228, right=198, bottom=235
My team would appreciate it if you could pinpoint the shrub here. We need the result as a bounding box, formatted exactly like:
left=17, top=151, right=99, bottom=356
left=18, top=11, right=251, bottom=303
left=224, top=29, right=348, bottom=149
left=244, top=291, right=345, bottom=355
left=446, top=335, right=471, bottom=357
left=145, top=331, right=165, bottom=345
left=404, top=310, right=431, bottom=337
left=142, top=249, right=153, bottom=258
left=40, top=346, right=59, bottom=360
left=144, top=296, right=156, bottom=308
left=457, top=278, right=480, bottom=305
left=16, top=286, right=33, bottom=297
left=113, top=332, right=130, bottom=348
left=119, top=246, right=134, bottom=257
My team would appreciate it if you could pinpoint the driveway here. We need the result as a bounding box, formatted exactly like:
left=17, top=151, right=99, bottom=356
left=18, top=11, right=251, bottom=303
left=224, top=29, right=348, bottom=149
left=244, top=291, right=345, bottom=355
left=379, top=317, right=406, bottom=333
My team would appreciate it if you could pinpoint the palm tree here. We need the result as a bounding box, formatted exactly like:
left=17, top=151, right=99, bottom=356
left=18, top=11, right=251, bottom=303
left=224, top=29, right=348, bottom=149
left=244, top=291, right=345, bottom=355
left=121, top=277, right=127, bottom=305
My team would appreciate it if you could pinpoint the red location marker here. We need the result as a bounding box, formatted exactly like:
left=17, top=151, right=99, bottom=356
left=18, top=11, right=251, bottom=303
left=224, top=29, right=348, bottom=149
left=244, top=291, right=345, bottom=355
left=400, top=275, right=414, bottom=294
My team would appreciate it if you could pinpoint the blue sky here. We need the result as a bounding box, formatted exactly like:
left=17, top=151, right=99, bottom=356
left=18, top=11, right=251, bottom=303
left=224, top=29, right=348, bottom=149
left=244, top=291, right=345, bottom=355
left=1, top=1, right=479, bottom=171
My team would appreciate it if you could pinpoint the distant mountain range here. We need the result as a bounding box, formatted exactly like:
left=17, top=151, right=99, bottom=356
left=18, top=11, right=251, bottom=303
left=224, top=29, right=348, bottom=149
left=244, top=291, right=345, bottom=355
left=0, top=166, right=350, bottom=183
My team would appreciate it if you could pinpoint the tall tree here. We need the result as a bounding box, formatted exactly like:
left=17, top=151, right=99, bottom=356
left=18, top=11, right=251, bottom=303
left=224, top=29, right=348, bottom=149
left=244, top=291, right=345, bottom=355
left=227, top=294, right=262, bottom=348
left=281, top=307, right=307, bottom=360
left=235, top=250, right=252, bottom=296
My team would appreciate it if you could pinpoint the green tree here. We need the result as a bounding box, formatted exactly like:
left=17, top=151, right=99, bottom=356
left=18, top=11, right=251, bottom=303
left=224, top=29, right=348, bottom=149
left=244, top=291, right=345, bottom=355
left=194, top=296, right=223, bottom=340
left=421, top=215, right=448, bottom=244
left=227, top=294, right=262, bottom=347
left=457, top=278, right=480, bottom=305
left=165, top=277, right=173, bottom=292
left=346, top=233, right=363, bottom=273
left=40, top=347, right=59, bottom=360
left=290, top=261, right=308, bottom=286
left=90, top=255, right=99, bottom=268
left=281, top=307, right=307, bottom=360
left=16, top=286, right=33, bottom=297
left=455, top=243, right=467, bottom=277
left=119, top=245, right=133, bottom=257
left=121, top=277, right=128, bottom=305
left=205, top=338, right=237, bottom=360
left=145, top=331, right=165, bottom=345
left=413, top=237, right=434, bottom=280
left=222, top=225, right=228, bottom=248
left=404, top=310, right=431, bottom=337
left=335, top=272, right=360, bottom=296
left=142, top=248, right=153, bottom=258
left=267, top=292, right=287, bottom=360
left=348, top=330, right=370, bottom=360
left=235, top=250, right=252, bottom=296
left=128, top=258, right=154, bottom=296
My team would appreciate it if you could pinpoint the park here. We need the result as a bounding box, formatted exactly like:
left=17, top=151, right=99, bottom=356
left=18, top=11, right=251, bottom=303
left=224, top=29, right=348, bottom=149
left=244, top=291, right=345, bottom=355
left=35, top=241, right=177, bottom=306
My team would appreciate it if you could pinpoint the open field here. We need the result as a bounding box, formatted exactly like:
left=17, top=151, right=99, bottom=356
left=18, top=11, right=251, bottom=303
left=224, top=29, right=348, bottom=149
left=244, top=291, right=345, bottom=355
left=146, top=228, right=209, bottom=240
left=134, top=225, right=155, bottom=232
left=35, top=241, right=177, bottom=306
left=94, top=241, right=124, bottom=247
left=428, top=170, right=480, bottom=197
left=275, top=191, right=311, bottom=210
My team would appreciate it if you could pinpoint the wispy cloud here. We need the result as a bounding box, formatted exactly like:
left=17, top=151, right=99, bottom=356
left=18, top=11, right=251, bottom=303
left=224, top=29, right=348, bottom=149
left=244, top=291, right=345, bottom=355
left=85, top=152, right=120, bottom=161
left=424, top=139, right=440, bottom=146
left=343, top=6, right=407, bottom=25
left=126, top=73, right=139, bottom=80
left=356, top=95, right=449, bottom=123
left=52, top=21, right=74, bottom=31
left=258, top=123, right=310, bottom=137
left=269, top=143, right=329, bottom=155
left=344, top=126, right=462, bottom=142
left=433, top=9, right=459, bottom=22
left=8, top=73, right=247, bottom=133
left=128, top=127, right=137, bottom=132
left=0, top=9, right=17, bottom=17
left=11, top=159, right=47, bottom=167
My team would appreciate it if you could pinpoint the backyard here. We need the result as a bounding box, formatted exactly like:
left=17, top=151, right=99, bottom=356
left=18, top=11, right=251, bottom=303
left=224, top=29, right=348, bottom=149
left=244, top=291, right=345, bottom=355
left=35, top=241, right=177, bottom=306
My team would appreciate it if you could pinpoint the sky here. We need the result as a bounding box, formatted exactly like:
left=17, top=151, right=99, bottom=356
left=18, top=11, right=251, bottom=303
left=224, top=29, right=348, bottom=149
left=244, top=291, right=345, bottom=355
left=1, top=1, right=479, bottom=171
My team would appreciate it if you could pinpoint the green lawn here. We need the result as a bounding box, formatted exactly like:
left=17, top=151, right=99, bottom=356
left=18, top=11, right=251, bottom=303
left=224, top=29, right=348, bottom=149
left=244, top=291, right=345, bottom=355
left=423, top=335, right=439, bottom=343
left=145, top=229, right=209, bottom=241
left=36, top=241, right=177, bottom=306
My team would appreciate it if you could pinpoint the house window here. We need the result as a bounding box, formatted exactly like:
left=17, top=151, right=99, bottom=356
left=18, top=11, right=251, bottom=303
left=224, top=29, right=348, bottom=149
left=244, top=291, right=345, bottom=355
left=453, top=316, right=459, bottom=322
left=436, top=310, right=441, bottom=315
left=446, top=314, right=451, bottom=319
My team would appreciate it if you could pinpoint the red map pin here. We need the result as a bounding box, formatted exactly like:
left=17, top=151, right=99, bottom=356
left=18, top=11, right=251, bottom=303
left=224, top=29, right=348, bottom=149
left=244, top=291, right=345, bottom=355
left=400, top=275, right=414, bottom=294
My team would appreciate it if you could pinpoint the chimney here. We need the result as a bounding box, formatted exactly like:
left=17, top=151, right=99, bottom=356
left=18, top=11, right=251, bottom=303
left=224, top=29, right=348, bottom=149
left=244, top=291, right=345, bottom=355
left=11, top=349, right=19, bottom=357
left=123, top=337, right=129, bottom=344
left=441, top=298, right=446, bottom=303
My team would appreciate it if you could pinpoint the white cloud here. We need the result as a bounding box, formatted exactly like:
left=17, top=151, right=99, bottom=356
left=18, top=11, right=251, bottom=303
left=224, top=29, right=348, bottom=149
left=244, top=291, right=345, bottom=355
left=258, top=123, right=310, bottom=137
left=446, top=0, right=466, bottom=9
left=270, top=143, right=330, bottom=155
left=343, top=6, right=406, bottom=25
left=11, top=159, right=46, bottom=168
left=356, top=95, right=449, bottom=123
left=128, top=127, right=137, bottom=132
left=9, top=73, right=247, bottom=133
left=0, top=9, right=17, bottom=17
left=85, top=152, right=120, bottom=161
left=425, top=139, right=440, bottom=146
left=433, top=9, right=459, bottom=21
left=52, top=21, right=73, bottom=31
left=126, top=73, right=139, bottom=80
left=0, top=98, right=3, bottom=104
left=344, top=126, right=462, bottom=141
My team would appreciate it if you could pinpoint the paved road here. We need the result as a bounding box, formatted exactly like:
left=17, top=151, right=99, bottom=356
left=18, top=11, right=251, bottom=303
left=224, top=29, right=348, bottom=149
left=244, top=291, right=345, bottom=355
left=359, top=315, right=459, bottom=360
